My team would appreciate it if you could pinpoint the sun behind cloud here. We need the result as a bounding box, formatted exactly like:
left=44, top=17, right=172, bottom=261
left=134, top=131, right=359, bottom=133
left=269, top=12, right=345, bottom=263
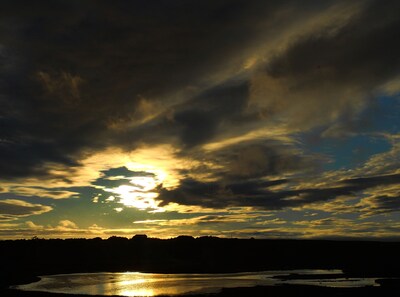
left=105, top=180, right=163, bottom=213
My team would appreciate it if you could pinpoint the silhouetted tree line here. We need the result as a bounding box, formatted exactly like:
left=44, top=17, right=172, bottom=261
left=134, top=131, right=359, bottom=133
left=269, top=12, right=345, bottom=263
left=1, top=236, right=399, bottom=288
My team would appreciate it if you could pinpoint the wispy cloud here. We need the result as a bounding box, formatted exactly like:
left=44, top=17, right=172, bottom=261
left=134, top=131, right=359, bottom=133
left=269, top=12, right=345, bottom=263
left=0, top=199, right=52, bottom=221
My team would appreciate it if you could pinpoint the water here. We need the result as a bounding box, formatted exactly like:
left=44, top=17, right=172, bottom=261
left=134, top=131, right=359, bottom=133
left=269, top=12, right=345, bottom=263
left=15, top=270, right=379, bottom=296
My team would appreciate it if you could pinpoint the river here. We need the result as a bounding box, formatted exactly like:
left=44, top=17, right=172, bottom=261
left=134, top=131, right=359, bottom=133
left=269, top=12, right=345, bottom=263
left=15, top=269, right=379, bottom=296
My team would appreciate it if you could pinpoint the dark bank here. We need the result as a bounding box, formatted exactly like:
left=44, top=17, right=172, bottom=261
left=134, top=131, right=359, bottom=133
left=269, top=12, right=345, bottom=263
left=1, top=236, right=400, bottom=296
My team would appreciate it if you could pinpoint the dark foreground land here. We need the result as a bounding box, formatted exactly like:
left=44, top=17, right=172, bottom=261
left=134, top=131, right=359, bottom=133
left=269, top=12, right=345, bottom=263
left=2, top=282, right=400, bottom=297
left=1, top=236, right=400, bottom=296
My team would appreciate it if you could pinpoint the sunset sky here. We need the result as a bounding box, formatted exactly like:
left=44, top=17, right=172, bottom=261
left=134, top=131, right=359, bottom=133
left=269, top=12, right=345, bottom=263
left=1, top=0, right=399, bottom=240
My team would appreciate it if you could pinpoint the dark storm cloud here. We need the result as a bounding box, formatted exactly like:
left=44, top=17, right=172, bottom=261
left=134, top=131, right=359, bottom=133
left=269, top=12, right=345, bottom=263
left=125, top=81, right=250, bottom=148
left=172, top=136, right=325, bottom=187
left=253, top=0, right=400, bottom=135
left=1, top=0, right=399, bottom=184
left=92, top=166, right=155, bottom=188
left=158, top=178, right=291, bottom=209
left=158, top=174, right=400, bottom=211
left=217, top=142, right=319, bottom=179
left=101, top=167, right=155, bottom=179
left=118, top=79, right=252, bottom=150
left=267, top=0, right=400, bottom=86
left=343, top=174, right=400, bottom=188
left=171, top=81, right=249, bottom=147
left=0, top=0, right=346, bottom=179
left=1, top=0, right=300, bottom=178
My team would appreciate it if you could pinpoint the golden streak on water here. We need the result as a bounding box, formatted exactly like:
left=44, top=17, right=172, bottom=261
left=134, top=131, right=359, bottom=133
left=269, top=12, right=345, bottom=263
left=109, top=274, right=184, bottom=296
left=117, top=288, right=155, bottom=297
left=16, top=270, right=380, bottom=296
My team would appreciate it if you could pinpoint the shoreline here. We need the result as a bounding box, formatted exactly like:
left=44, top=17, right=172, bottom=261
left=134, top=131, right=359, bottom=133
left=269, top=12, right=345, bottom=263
left=3, top=270, right=400, bottom=297
left=2, top=238, right=399, bottom=296
left=3, top=282, right=400, bottom=297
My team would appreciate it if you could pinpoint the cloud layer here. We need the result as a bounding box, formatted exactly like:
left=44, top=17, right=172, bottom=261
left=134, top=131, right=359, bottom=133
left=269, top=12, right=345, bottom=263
left=0, top=0, right=399, bottom=239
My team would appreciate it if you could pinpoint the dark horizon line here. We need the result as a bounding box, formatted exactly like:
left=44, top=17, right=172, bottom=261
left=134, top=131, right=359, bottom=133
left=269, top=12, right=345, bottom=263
left=2, top=234, right=400, bottom=243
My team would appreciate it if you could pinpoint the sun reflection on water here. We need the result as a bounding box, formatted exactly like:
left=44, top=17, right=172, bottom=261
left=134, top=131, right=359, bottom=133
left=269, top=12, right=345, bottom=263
left=110, top=273, right=182, bottom=297
left=17, top=270, right=381, bottom=297
left=116, top=288, right=155, bottom=297
left=103, top=273, right=156, bottom=297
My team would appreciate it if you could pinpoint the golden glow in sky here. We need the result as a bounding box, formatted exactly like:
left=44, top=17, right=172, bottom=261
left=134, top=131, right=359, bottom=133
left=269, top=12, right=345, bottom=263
left=100, top=155, right=172, bottom=212
left=105, top=182, right=162, bottom=212
left=1, top=0, right=400, bottom=240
